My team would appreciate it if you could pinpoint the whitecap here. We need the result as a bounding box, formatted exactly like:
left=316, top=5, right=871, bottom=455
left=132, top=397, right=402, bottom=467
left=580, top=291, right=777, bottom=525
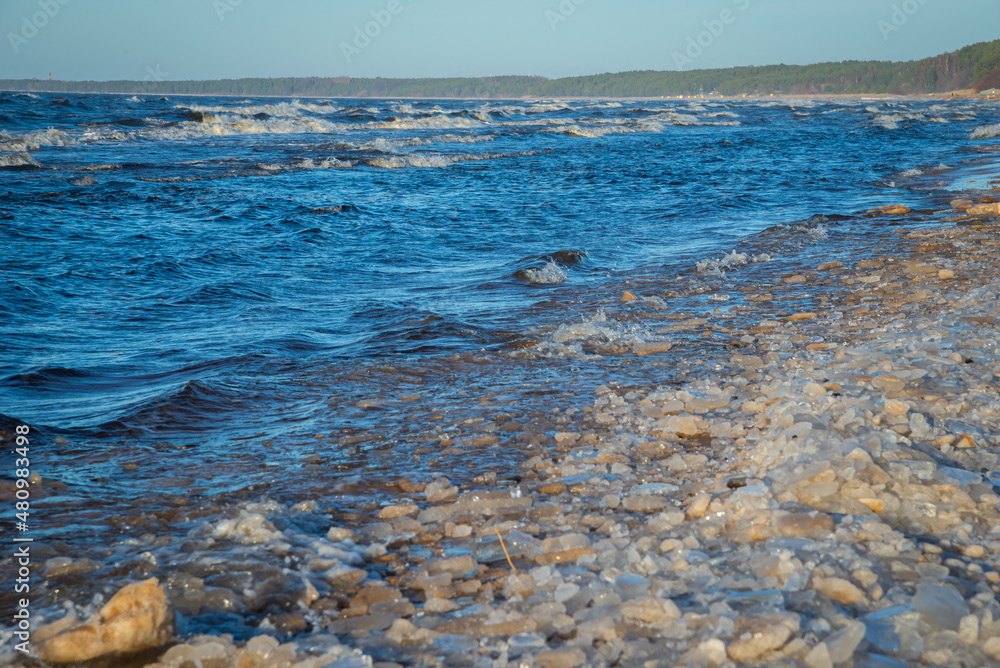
left=971, top=123, right=1000, bottom=139
left=0, top=153, right=42, bottom=167
left=520, top=261, right=567, bottom=284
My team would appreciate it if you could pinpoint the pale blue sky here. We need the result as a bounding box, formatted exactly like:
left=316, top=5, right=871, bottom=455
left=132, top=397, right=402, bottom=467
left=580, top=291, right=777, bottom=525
left=2, top=0, right=998, bottom=81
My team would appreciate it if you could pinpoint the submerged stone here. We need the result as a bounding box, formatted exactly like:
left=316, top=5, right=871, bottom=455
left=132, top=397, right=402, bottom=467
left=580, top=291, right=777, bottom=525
left=36, top=578, right=174, bottom=664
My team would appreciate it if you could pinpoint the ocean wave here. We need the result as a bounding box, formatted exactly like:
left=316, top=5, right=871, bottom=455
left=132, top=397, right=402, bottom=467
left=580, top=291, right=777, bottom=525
left=0, top=153, right=42, bottom=168
left=368, top=115, right=483, bottom=131
left=292, top=157, right=353, bottom=169
left=179, top=100, right=340, bottom=117
left=517, top=261, right=567, bottom=284
left=970, top=123, right=1000, bottom=139
left=363, top=150, right=536, bottom=170
left=514, top=311, right=671, bottom=360
left=695, top=250, right=772, bottom=277
left=871, top=110, right=926, bottom=130
left=0, top=128, right=74, bottom=152
left=363, top=155, right=456, bottom=169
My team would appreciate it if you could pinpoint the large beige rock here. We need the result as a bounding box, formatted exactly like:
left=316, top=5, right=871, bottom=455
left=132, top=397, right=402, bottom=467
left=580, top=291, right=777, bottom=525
left=968, top=202, right=1000, bottom=216
left=727, top=613, right=800, bottom=663
left=812, top=577, right=868, bottom=607
left=621, top=596, right=681, bottom=626
left=36, top=578, right=174, bottom=664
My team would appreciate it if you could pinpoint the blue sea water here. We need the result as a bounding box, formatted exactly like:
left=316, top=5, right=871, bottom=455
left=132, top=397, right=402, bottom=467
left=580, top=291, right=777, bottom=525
left=1, top=91, right=999, bottom=540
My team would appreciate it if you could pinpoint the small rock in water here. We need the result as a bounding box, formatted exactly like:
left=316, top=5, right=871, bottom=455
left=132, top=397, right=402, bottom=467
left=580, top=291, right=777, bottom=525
left=36, top=578, right=174, bottom=664
left=812, top=577, right=867, bottom=607
left=913, top=582, right=968, bottom=630
left=535, top=646, right=587, bottom=668
left=727, top=613, right=800, bottom=662
left=622, top=291, right=638, bottom=302
left=823, top=620, right=866, bottom=664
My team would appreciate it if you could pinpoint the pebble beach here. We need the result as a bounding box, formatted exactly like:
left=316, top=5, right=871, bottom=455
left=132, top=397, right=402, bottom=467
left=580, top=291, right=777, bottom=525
left=4, top=92, right=1000, bottom=668
left=11, top=195, right=1000, bottom=667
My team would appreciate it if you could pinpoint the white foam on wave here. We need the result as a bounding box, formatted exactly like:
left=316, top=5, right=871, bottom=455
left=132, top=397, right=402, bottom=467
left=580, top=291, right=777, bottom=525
left=420, top=133, right=495, bottom=146
left=789, top=223, right=828, bottom=240
left=521, top=261, right=567, bottom=284
left=148, top=113, right=342, bottom=140
left=871, top=109, right=927, bottom=130
left=898, top=168, right=924, bottom=177
left=369, top=115, right=482, bottom=131
left=514, top=311, right=668, bottom=360
left=364, top=154, right=456, bottom=169
left=695, top=250, right=771, bottom=277
left=971, top=123, right=1000, bottom=140
left=181, top=100, right=340, bottom=117
left=0, top=128, right=74, bottom=152
left=293, top=157, right=353, bottom=169
left=0, top=153, right=42, bottom=167
left=872, top=114, right=902, bottom=130
left=126, top=96, right=143, bottom=103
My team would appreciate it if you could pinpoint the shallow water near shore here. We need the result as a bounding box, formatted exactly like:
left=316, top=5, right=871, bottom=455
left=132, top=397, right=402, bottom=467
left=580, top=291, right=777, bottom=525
left=2, top=92, right=1000, bottom=664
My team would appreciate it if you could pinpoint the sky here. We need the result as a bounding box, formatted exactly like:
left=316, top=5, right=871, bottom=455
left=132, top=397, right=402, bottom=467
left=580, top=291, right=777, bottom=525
left=1, top=0, right=998, bottom=81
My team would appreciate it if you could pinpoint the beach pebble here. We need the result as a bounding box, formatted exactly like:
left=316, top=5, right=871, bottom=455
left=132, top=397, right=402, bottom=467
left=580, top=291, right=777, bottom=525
left=535, top=647, right=587, bottom=668
left=727, top=613, right=800, bottom=662
left=36, top=578, right=174, bottom=664
left=823, top=620, right=866, bottom=663
left=812, top=577, right=867, bottom=606
left=914, top=582, right=968, bottom=630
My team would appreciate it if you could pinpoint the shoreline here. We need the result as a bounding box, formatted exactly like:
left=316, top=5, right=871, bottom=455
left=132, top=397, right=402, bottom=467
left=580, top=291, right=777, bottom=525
left=2, top=87, right=998, bottom=103
left=19, top=190, right=1000, bottom=666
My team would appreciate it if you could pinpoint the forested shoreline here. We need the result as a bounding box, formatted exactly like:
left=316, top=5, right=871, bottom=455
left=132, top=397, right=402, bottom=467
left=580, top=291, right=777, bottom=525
left=4, top=39, right=999, bottom=99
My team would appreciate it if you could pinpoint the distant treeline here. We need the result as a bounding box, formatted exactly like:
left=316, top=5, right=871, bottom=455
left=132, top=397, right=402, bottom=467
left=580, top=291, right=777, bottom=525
left=4, top=40, right=999, bottom=99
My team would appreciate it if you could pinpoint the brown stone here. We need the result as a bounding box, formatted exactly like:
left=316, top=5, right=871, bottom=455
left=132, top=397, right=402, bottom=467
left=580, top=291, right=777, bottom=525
left=727, top=613, right=800, bottom=663
left=621, top=597, right=681, bottom=625
left=622, top=495, right=668, bottom=513
left=536, top=647, right=587, bottom=668
left=812, top=577, right=868, bottom=607
left=36, top=578, right=174, bottom=664
left=869, top=205, right=911, bottom=215
left=535, top=547, right=597, bottom=566
left=858, top=498, right=885, bottom=513
left=968, top=203, right=1000, bottom=216
left=622, top=291, right=639, bottom=302
left=377, top=504, right=418, bottom=520
left=772, top=510, right=834, bottom=537
left=686, top=494, right=712, bottom=519
left=633, top=342, right=673, bottom=356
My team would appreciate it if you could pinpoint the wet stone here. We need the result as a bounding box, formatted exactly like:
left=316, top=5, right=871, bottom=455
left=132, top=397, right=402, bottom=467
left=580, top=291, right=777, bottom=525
left=913, top=582, right=968, bottom=630
left=535, top=646, right=587, bottom=668
left=727, top=613, right=800, bottom=663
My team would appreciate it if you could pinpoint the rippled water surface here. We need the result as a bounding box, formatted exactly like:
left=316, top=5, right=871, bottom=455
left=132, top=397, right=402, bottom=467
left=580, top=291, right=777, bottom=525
left=2, top=91, right=999, bottom=549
